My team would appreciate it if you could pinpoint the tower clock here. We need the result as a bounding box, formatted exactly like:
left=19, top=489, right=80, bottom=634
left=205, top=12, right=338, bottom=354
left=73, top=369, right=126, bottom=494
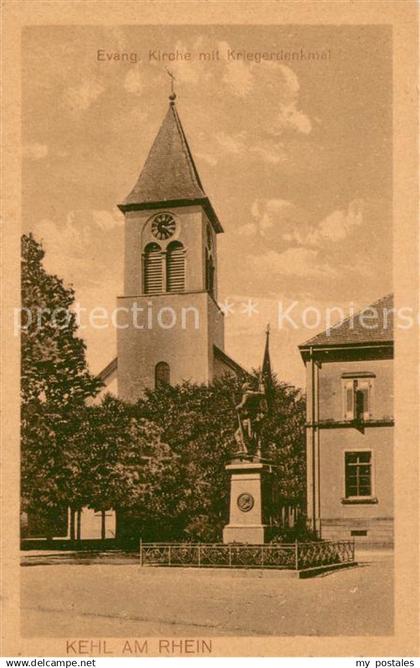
left=151, top=212, right=176, bottom=240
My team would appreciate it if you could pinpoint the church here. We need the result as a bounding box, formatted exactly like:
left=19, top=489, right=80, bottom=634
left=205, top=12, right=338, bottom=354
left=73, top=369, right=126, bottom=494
left=98, top=90, right=245, bottom=403
left=60, top=92, right=246, bottom=540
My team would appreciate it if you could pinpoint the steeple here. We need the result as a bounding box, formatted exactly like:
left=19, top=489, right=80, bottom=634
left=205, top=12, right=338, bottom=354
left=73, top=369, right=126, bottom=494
left=261, top=323, right=274, bottom=407
left=118, top=95, right=223, bottom=232
left=115, top=88, right=246, bottom=402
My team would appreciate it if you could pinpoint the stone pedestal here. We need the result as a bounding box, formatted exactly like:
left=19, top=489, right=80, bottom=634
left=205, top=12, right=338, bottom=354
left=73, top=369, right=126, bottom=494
left=223, top=458, right=274, bottom=545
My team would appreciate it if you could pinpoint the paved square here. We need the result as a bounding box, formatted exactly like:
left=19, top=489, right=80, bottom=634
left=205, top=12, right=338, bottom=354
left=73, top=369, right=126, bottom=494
left=21, top=552, right=393, bottom=637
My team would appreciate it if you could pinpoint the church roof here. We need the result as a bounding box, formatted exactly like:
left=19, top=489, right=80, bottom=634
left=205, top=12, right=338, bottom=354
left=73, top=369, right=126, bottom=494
left=299, top=294, right=394, bottom=349
left=119, top=96, right=223, bottom=232
left=213, top=345, right=249, bottom=377
left=98, top=357, right=118, bottom=383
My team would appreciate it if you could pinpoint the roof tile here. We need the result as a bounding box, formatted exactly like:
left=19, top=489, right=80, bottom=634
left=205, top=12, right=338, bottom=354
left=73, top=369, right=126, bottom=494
left=119, top=99, right=222, bottom=231
left=299, top=294, right=394, bottom=347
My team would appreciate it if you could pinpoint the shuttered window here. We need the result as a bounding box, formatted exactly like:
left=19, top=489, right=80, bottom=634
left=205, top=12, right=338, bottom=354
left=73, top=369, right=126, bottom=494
left=343, top=378, right=373, bottom=420
left=144, top=243, right=162, bottom=294
left=166, top=241, right=185, bottom=292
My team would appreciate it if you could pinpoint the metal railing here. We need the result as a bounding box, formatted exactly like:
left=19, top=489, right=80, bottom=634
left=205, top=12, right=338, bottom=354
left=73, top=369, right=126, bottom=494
left=139, top=540, right=355, bottom=571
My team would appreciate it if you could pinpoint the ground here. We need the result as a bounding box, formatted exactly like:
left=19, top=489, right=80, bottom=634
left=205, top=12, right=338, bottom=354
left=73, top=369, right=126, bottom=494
left=21, top=550, right=393, bottom=637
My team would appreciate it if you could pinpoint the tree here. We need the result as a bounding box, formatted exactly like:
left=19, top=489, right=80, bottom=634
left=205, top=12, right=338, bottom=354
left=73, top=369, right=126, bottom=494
left=20, top=235, right=307, bottom=544
left=129, top=371, right=306, bottom=542
left=21, top=234, right=102, bottom=537
left=72, top=395, right=181, bottom=541
left=261, top=377, right=307, bottom=529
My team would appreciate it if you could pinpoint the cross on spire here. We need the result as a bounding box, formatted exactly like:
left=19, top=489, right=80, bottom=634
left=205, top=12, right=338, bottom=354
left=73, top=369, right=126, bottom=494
left=118, top=87, right=223, bottom=231
left=165, top=68, right=176, bottom=103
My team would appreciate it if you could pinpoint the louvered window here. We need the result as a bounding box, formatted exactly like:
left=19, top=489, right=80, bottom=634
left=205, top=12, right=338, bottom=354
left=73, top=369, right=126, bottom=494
left=166, top=241, right=185, bottom=292
left=144, top=243, right=162, bottom=294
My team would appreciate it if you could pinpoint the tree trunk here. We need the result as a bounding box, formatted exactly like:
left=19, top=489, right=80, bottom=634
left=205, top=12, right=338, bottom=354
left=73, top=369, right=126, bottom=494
left=101, top=510, right=106, bottom=541
left=76, top=509, right=82, bottom=541
left=115, top=508, right=120, bottom=541
left=69, top=509, right=75, bottom=541
left=45, top=516, right=53, bottom=542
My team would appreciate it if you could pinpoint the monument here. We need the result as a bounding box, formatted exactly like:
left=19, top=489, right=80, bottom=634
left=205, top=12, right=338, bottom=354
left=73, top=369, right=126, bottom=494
left=223, top=328, right=276, bottom=544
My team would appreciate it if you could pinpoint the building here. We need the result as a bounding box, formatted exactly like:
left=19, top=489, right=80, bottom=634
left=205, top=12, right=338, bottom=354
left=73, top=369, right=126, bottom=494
left=69, top=94, right=245, bottom=539
left=23, top=92, right=247, bottom=544
left=99, top=92, right=244, bottom=401
left=298, top=294, right=394, bottom=546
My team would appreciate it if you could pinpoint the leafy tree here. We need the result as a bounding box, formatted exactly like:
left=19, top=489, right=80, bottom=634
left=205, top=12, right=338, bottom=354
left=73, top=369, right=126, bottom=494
left=72, top=395, right=181, bottom=541
left=261, top=376, right=307, bottom=504
left=21, top=234, right=102, bottom=537
left=131, top=377, right=241, bottom=541
left=20, top=234, right=307, bottom=544
left=128, top=372, right=306, bottom=542
left=21, top=234, right=101, bottom=406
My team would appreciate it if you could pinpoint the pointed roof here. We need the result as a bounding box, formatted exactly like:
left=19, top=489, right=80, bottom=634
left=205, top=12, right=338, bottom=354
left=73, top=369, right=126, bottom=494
left=261, top=324, right=274, bottom=402
left=299, top=294, right=394, bottom=349
left=119, top=96, right=223, bottom=232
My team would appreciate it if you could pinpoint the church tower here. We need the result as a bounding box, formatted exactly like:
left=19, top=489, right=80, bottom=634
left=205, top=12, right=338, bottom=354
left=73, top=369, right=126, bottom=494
left=116, top=93, right=238, bottom=402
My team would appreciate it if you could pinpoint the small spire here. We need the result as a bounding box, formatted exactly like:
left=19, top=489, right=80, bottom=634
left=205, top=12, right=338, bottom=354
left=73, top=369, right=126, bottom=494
left=262, top=323, right=273, bottom=408
left=165, top=68, right=176, bottom=104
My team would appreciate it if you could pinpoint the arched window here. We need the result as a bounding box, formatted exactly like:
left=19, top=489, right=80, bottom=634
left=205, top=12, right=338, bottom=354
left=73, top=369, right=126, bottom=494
left=144, top=243, right=162, bottom=294
left=155, top=361, right=170, bottom=388
left=166, top=241, right=185, bottom=292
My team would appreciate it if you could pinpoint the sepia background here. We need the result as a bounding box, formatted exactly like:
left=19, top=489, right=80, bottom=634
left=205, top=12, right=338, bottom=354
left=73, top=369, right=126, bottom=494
left=22, top=24, right=392, bottom=387
left=2, top=0, right=418, bottom=658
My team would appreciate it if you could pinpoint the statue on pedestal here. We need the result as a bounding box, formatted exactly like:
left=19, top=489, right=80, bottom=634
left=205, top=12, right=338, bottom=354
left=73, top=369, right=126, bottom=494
left=223, top=325, right=274, bottom=544
left=234, top=380, right=268, bottom=459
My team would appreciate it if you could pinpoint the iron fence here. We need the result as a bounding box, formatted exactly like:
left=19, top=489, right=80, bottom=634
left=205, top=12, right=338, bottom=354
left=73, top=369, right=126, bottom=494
left=139, top=540, right=355, bottom=571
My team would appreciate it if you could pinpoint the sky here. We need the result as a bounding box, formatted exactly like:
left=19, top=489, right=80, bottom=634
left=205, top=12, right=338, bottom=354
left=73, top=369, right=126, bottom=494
left=22, top=25, right=393, bottom=388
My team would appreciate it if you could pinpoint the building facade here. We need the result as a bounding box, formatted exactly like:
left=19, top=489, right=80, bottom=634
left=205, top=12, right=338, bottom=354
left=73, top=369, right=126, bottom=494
left=299, top=294, right=394, bottom=546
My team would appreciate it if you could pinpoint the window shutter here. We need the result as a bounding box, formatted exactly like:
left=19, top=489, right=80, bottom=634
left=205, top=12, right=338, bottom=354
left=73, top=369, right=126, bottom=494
left=367, top=379, right=373, bottom=418
left=144, top=243, right=162, bottom=294
left=167, top=242, right=185, bottom=292
left=358, top=379, right=371, bottom=419
left=344, top=380, right=354, bottom=420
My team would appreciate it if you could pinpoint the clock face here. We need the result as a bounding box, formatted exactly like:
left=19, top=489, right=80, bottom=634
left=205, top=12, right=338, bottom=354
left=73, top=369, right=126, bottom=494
left=151, top=213, right=176, bottom=240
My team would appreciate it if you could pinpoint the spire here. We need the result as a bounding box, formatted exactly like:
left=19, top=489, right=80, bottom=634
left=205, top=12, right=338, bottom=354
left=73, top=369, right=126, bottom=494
left=119, top=94, right=223, bottom=232
left=261, top=324, right=274, bottom=408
